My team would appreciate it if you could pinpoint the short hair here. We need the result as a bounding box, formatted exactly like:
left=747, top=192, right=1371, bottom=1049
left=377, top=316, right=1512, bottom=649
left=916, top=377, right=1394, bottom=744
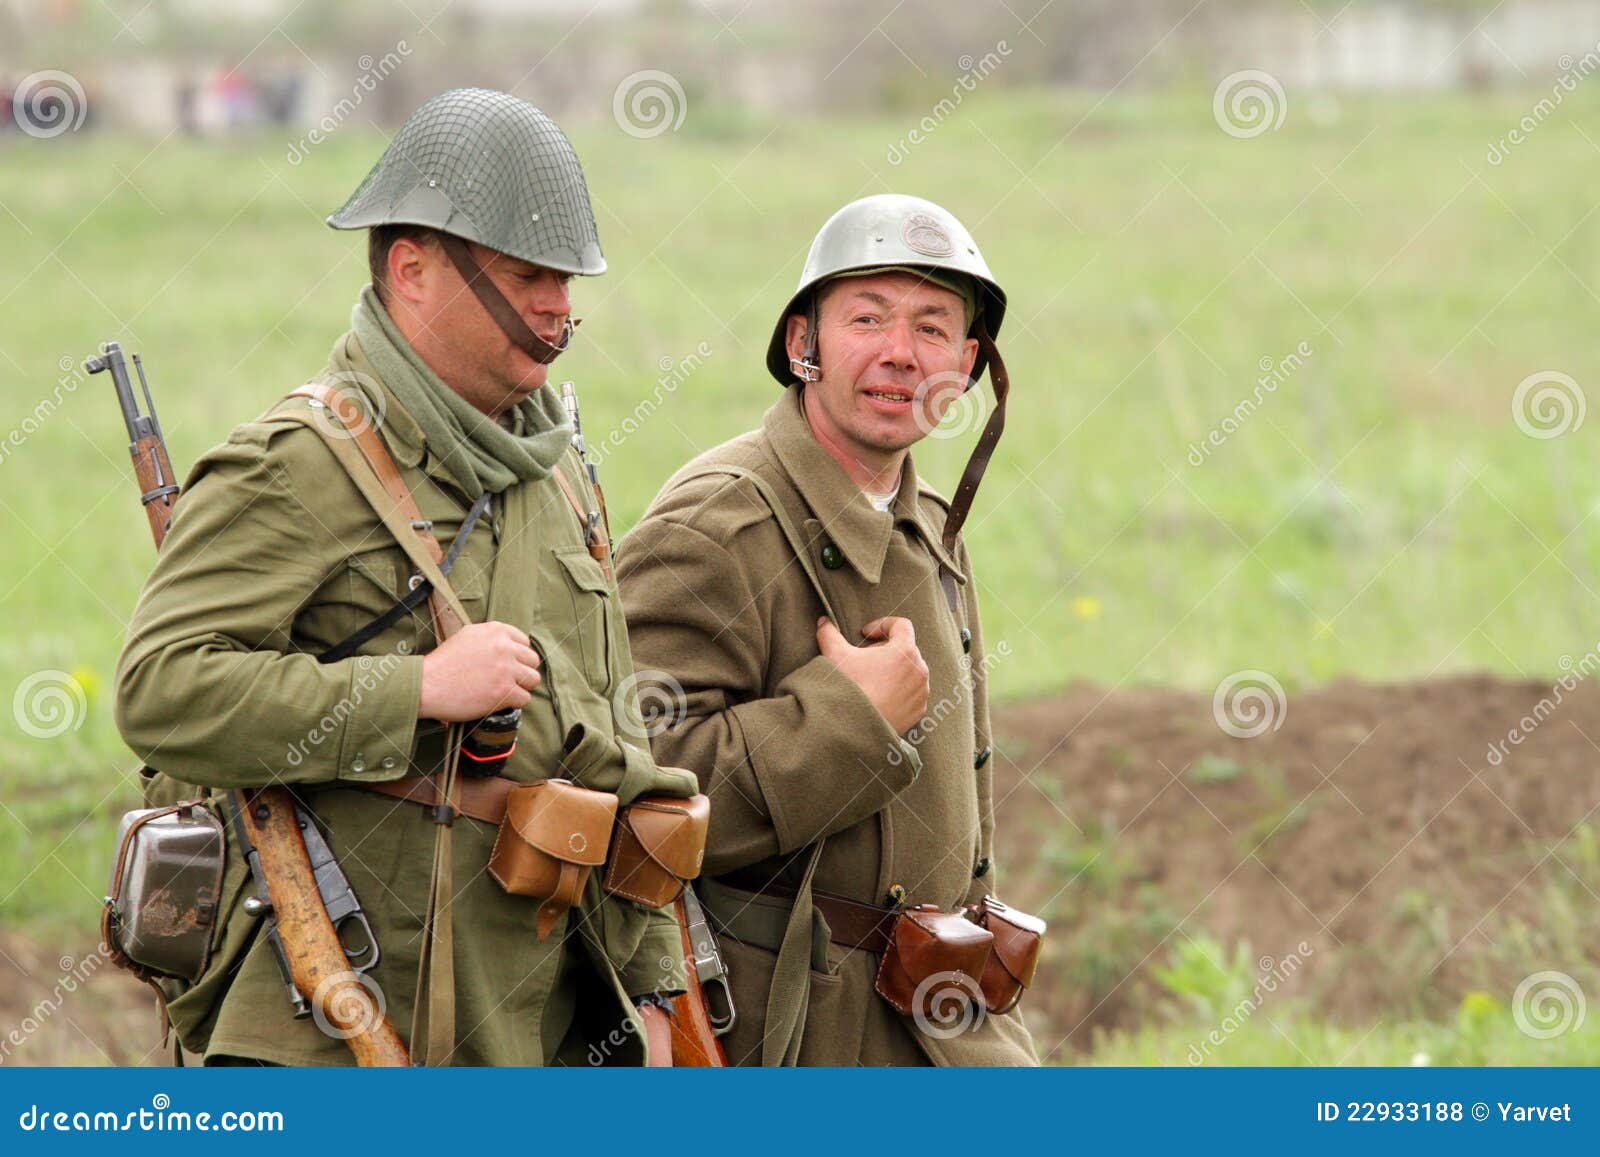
left=368, top=223, right=445, bottom=303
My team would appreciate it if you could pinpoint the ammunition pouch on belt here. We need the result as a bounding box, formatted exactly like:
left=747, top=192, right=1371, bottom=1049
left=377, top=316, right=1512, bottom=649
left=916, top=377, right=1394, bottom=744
left=965, top=895, right=1046, bottom=1014
left=487, top=778, right=618, bottom=938
left=602, top=792, right=710, bottom=908
left=873, top=904, right=995, bottom=1019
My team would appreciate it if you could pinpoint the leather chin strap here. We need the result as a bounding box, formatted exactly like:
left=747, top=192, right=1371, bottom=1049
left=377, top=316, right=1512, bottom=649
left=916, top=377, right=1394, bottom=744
left=438, top=233, right=576, bottom=365
left=938, top=320, right=1009, bottom=612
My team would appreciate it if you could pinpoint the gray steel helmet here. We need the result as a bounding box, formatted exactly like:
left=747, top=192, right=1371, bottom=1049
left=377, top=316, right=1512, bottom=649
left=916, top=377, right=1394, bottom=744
left=766, top=194, right=1006, bottom=387
left=328, top=87, right=605, bottom=276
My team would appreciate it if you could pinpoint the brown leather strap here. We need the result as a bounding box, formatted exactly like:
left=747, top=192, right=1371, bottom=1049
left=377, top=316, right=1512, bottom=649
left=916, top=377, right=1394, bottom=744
left=719, top=871, right=896, bottom=955
left=437, top=233, right=574, bottom=365
left=358, top=772, right=518, bottom=826
left=938, top=324, right=1008, bottom=607
left=286, top=383, right=465, bottom=640
left=551, top=464, right=611, bottom=578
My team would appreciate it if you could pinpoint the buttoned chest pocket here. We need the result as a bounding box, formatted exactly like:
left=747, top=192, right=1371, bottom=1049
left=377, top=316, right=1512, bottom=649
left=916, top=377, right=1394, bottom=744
left=547, top=545, right=613, bottom=691
left=297, top=546, right=483, bottom=659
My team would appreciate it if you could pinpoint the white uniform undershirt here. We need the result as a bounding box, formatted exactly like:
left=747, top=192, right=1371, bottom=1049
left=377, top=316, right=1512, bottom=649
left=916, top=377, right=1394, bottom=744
left=867, top=483, right=900, bottom=513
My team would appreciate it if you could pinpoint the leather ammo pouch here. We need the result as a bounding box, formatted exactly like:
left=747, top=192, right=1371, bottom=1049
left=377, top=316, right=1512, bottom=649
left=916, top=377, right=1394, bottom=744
left=602, top=792, right=710, bottom=908
left=102, top=797, right=227, bottom=984
left=488, top=778, right=618, bottom=938
left=967, top=896, right=1047, bottom=1014
left=873, top=903, right=995, bottom=1018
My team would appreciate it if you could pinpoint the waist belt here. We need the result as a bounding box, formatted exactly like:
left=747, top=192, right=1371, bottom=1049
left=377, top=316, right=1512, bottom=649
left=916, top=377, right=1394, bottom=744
left=356, top=774, right=518, bottom=826
left=702, top=872, right=896, bottom=956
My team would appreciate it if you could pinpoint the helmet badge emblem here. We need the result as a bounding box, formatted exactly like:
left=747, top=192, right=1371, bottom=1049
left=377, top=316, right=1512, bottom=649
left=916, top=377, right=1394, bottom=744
left=902, top=213, right=956, bottom=258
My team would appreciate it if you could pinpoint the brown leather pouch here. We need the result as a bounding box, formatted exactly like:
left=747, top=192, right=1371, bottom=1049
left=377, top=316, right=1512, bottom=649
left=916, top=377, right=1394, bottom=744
left=967, top=896, right=1047, bottom=1013
left=602, top=792, right=710, bottom=908
left=488, top=778, right=618, bottom=938
left=873, top=903, right=995, bottom=1018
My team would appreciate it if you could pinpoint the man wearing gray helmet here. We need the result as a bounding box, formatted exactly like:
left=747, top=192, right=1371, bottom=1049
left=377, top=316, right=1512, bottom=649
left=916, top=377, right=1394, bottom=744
left=616, top=195, right=1043, bottom=1065
left=115, top=89, right=702, bottom=1066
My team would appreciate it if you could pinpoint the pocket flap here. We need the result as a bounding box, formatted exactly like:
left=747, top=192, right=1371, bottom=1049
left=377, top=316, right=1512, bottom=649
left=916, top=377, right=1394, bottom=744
left=503, top=779, right=618, bottom=866
left=619, top=793, right=710, bottom=881
left=553, top=546, right=610, bottom=595
left=896, top=906, right=993, bottom=983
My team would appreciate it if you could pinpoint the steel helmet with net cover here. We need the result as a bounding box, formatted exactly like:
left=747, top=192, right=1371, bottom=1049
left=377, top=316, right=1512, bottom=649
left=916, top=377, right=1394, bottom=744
left=328, top=88, right=602, bottom=362
left=765, top=194, right=1007, bottom=388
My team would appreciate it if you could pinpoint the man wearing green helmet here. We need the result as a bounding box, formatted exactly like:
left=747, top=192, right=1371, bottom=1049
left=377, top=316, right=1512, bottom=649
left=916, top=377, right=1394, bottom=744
left=616, top=195, right=1041, bottom=1065
left=115, top=88, right=699, bottom=1066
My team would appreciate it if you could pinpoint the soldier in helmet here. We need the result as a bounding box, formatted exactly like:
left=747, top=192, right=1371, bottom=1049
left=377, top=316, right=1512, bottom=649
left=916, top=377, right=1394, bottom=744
left=616, top=195, right=1041, bottom=1065
left=115, top=89, right=697, bottom=1066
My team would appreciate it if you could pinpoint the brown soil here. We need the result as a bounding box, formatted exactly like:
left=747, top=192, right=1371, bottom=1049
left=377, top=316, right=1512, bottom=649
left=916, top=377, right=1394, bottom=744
left=5, top=674, right=1599, bottom=1064
left=991, top=674, right=1600, bottom=1055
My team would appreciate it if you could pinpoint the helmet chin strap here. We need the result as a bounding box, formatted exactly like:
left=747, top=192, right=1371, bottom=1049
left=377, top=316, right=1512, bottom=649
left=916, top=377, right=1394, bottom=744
left=788, top=295, right=822, bottom=383
left=438, top=233, right=576, bottom=365
left=938, top=319, right=1008, bottom=613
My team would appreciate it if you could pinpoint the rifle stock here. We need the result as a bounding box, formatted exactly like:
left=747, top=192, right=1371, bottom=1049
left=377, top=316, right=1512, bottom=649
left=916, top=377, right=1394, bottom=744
left=669, top=891, right=729, bottom=1066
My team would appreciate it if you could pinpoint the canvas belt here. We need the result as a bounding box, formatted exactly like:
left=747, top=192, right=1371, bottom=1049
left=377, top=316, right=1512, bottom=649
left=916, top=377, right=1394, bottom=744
left=701, top=873, right=895, bottom=956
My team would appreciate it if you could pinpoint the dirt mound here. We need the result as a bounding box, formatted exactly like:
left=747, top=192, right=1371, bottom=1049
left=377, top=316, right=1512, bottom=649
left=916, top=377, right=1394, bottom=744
left=992, top=674, right=1600, bottom=1056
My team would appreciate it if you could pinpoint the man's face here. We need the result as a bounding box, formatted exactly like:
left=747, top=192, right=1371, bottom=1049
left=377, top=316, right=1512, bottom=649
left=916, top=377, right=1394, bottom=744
left=386, top=236, right=573, bottom=416
left=785, top=271, right=979, bottom=463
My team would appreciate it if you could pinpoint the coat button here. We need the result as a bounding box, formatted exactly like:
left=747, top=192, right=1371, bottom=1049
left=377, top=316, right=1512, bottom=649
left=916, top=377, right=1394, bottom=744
left=973, top=857, right=991, bottom=879
left=960, top=626, right=972, bottom=653
left=381, top=756, right=397, bottom=770
left=886, top=883, right=907, bottom=907
left=820, top=542, right=844, bottom=570
left=351, top=755, right=366, bottom=773
left=974, top=746, right=991, bottom=770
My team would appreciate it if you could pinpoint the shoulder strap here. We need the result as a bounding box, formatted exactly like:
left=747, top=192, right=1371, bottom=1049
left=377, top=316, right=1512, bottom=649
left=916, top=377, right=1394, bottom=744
left=278, top=384, right=471, bottom=640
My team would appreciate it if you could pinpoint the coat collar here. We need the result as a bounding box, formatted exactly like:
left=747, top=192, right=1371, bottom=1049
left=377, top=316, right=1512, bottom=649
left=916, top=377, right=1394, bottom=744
left=761, top=385, right=965, bottom=585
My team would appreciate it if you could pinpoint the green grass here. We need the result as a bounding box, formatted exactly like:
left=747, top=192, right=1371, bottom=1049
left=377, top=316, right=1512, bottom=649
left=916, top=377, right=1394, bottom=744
left=1, top=87, right=1597, bottom=1049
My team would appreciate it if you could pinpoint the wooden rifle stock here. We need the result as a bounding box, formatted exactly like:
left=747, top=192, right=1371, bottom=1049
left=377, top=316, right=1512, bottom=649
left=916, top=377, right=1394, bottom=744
left=669, top=893, right=728, bottom=1066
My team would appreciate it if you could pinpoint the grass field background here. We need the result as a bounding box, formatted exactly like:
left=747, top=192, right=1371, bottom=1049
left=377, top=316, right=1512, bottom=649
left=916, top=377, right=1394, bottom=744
left=2, top=85, right=1598, bottom=1062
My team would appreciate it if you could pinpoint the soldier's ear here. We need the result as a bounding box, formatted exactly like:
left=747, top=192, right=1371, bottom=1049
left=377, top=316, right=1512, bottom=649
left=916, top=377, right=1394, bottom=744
left=959, top=335, right=979, bottom=380
left=784, top=313, right=810, bottom=364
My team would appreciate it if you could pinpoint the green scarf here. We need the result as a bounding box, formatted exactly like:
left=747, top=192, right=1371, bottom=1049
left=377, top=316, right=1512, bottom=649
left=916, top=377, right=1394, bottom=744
left=349, top=285, right=573, bottom=499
